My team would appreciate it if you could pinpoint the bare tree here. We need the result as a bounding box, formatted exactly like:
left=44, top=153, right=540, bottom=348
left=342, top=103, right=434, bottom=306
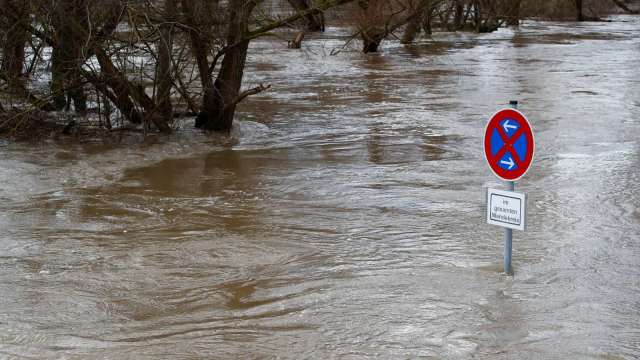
left=356, top=0, right=436, bottom=53
left=4, top=0, right=627, bottom=139
left=193, top=0, right=354, bottom=131
left=0, top=0, right=29, bottom=91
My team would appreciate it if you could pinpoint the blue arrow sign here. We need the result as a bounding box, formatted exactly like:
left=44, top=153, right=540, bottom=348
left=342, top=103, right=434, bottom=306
left=489, top=118, right=529, bottom=171
left=500, top=119, right=520, bottom=136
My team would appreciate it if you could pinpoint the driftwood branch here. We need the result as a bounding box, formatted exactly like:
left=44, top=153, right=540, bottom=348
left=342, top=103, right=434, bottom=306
left=225, top=84, right=271, bottom=110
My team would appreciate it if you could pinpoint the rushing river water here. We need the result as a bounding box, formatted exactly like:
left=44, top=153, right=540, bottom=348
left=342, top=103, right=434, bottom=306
left=1, top=16, right=640, bottom=359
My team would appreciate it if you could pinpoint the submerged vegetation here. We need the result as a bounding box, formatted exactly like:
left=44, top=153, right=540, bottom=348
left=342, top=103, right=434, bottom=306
left=0, top=0, right=636, bottom=138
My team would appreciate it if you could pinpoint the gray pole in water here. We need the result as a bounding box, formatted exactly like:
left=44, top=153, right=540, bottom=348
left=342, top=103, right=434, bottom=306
left=504, top=100, right=518, bottom=274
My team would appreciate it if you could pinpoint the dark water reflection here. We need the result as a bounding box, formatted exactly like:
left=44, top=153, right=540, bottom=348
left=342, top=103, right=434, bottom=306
left=1, top=16, right=640, bottom=359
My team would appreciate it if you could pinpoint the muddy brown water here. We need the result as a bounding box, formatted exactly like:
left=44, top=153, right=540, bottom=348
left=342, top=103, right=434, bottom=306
left=1, top=17, right=640, bottom=359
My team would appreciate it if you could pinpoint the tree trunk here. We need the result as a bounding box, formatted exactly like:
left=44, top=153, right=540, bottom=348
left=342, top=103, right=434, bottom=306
left=1, top=0, right=28, bottom=91
left=91, top=47, right=170, bottom=132
left=356, top=0, right=382, bottom=53
left=575, top=0, right=584, bottom=21
left=197, top=0, right=257, bottom=132
left=84, top=70, right=144, bottom=125
left=454, top=0, right=464, bottom=30
left=287, top=0, right=325, bottom=31
left=361, top=30, right=385, bottom=53
left=51, top=0, right=88, bottom=112
left=474, top=0, right=481, bottom=32
left=422, top=1, right=432, bottom=35
left=479, top=0, right=499, bottom=32
left=401, top=16, right=421, bottom=44
left=402, top=0, right=431, bottom=44
left=156, top=0, right=176, bottom=125
left=364, top=0, right=431, bottom=51
left=51, top=44, right=66, bottom=110
left=506, top=0, right=520, bottom=26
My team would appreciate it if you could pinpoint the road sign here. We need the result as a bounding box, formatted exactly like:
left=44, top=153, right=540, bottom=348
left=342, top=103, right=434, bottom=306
left=484, top=108, right=535, bottom=181
left=486, top=188, right=526, bottom=231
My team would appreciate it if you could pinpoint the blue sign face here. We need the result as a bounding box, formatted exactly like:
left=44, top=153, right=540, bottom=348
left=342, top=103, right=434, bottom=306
left=489, top=118, right=529, bottom=171
left=485, top=108, right=535, bottom=181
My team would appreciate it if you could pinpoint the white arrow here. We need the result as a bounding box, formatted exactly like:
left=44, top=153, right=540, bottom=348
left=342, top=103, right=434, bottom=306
left=500, top=157, right=515, bottom=170
left=503, top=120, right=518, bottom=133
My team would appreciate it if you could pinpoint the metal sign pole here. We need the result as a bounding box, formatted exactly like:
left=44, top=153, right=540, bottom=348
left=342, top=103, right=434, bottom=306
left=504, top=100, right=518, bottom=274
left=504, top=180, right=514, bottom=274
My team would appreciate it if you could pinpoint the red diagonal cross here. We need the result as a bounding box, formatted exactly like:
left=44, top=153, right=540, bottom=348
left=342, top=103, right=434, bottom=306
left=492, top=124, right=525, bottom=169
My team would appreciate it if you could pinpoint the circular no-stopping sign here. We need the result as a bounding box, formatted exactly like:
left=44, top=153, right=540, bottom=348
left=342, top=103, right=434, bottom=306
left=484, top=108, right=535, bottom=181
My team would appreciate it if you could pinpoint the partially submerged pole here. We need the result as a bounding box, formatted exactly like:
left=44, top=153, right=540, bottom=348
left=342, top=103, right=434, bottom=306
left=504, top=100, right=518, bottom=274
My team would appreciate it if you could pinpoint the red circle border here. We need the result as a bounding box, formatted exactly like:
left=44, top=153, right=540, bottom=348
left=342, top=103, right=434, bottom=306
left=483, top=108, right=535, bottom=181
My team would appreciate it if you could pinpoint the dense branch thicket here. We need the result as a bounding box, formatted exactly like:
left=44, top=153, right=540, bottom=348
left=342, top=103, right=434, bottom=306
left=0, top=0, right=631, bottom=137
left=0, top=0, right=356, bottom=134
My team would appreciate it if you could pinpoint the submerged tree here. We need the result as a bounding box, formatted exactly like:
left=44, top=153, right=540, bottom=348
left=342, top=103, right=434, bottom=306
left=192, top=0, right=355, bottom=131
left=0, top=0, right=355, bottom=134
left=0, top=0, right=631, bottom=137
left=355, top=0, right=441, bottom=53
left=352, top=0, right=528, bottom=52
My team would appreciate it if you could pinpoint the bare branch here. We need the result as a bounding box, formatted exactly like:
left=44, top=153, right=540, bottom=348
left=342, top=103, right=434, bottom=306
left=611, top=0, right=639, bottom=13
left=247, top=0, right=356, bottom=38
left=225, top=83, right=271, bottom=110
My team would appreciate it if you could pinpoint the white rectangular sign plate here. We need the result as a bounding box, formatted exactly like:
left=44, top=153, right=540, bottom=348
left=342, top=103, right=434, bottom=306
left=486, top=188, right=526, bottom=231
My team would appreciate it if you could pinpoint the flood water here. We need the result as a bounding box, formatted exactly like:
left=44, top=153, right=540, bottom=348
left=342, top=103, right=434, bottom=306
left=1, top=17, right=640, bottom=359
